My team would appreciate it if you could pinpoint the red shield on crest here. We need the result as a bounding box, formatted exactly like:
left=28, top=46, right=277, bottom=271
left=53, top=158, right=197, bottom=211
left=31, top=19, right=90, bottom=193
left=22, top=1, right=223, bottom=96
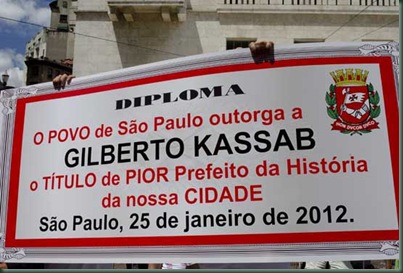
left=335, top=85, right=370, bottom=124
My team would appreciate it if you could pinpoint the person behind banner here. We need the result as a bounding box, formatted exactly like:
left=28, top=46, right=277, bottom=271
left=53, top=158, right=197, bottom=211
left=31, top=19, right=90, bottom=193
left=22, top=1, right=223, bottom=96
left=52, top=39, right=274, bottom=89
left=198, top=262, right=291, bottom=270
left=148, top=263, right=200, bottom=269
left=43, top=263, right=113, bottom=270
left=304, top=261, right=353, bottom=269
left=2, top=263, right=45, bottom=270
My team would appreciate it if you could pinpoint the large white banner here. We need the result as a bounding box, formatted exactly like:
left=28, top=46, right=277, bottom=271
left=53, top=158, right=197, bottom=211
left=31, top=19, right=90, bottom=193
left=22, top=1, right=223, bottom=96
left=0, top=42, right=399, bottom=263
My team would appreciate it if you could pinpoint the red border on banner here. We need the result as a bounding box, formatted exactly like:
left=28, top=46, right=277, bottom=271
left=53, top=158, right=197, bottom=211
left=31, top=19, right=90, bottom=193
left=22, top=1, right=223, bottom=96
left=5, top=56, right=400, bottom=248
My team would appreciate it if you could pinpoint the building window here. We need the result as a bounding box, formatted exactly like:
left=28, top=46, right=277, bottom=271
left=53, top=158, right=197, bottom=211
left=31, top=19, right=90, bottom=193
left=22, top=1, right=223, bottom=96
left=291, top=0, right=319, bottom=4
left=60, top=14, right=68, bottom=24
left=226, top=39, right=256, bottom=50
left=62, top=1, right=68, bottom=8
left=359, top=0, right=382, bottom=4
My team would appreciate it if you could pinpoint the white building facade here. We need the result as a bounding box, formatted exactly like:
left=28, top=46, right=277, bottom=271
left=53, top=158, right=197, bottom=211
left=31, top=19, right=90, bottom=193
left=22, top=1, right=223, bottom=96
left=73, top=0, right=399, bottom=76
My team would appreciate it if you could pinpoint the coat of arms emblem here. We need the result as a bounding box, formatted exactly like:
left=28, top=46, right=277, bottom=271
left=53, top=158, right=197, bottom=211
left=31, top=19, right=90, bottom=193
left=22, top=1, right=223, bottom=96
left=326, top=69, right=380, bottom=135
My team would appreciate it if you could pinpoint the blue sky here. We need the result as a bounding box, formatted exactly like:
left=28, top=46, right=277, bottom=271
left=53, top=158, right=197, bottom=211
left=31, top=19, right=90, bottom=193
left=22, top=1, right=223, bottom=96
left=0, top=0, right=51, bottom=87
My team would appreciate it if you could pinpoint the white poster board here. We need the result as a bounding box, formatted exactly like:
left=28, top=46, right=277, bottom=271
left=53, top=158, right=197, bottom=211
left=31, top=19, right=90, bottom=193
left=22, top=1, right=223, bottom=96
left=0, top=42, right=399, bottom=263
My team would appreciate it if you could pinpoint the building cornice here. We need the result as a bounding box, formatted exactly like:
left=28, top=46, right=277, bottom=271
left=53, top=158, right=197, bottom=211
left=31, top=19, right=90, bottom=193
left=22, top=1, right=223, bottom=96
left=217, top=5, right=398, bottom=16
